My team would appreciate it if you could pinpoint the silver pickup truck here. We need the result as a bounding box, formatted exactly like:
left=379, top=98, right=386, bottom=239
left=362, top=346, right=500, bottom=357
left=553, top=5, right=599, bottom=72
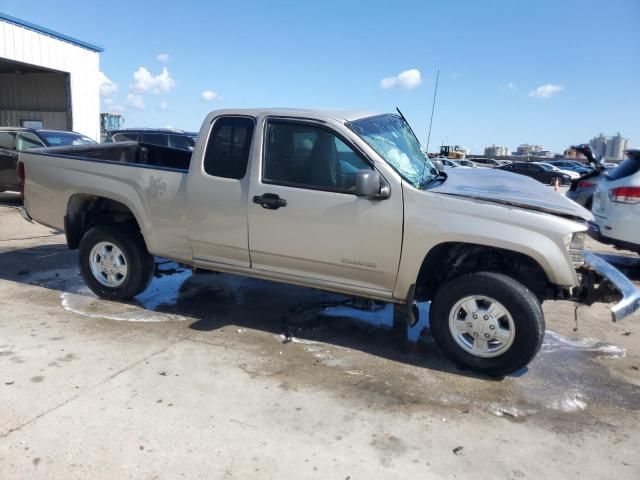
left=18, top=109, right=640, bottom=376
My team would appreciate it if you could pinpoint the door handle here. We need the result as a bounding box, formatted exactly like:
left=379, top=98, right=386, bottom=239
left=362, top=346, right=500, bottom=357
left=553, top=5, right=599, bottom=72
left=253, top=193, right=287, bottom=210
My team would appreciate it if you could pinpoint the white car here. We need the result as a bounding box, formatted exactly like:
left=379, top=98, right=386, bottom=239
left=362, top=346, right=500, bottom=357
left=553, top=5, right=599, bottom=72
left=590, top=150, right=640, bottom=252
left=535, top=162, right=580, bottom=179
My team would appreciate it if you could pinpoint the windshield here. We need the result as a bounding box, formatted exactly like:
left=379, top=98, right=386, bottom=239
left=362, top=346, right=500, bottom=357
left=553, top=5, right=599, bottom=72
left=347, top=114, right=437, bottom=187
left=39, top=131, right=96, bottom=146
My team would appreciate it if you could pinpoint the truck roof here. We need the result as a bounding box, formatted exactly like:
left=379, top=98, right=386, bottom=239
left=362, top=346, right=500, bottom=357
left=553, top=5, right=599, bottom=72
left=206, top=108, right=381, bottom=123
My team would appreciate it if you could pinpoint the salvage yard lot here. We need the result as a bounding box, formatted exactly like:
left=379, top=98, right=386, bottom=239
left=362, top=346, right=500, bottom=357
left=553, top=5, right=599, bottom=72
left=1, top=193, right=639, bottom=479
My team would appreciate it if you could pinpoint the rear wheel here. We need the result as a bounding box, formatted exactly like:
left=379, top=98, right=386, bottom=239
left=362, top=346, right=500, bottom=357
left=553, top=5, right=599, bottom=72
left=430, top=272, right=545, bottom=377
left=79, top=225, right=154, bottom=300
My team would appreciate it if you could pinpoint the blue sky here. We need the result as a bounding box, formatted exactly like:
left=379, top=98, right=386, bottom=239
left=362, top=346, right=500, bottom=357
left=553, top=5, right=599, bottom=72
left=6, top=0, right=639, bottom=153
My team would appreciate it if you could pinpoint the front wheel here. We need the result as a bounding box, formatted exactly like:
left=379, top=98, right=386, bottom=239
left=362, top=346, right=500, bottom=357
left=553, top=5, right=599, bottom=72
left=78, top=225, right=155, bottom=300
left=430, top=272, right=545, bottom=377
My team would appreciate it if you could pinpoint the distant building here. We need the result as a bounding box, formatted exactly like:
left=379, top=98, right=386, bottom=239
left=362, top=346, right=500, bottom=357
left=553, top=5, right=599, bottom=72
left=515, top=144, right=544, bottom=156
left=484, top=144, right=510, bottom=157
left=589, top=132, right=629, bottom=160
left=100, top=112, right=123, bottom=141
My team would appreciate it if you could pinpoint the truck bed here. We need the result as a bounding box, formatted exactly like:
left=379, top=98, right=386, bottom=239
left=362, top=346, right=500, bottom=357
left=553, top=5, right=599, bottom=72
left=26, top=141, right=192, bottom=172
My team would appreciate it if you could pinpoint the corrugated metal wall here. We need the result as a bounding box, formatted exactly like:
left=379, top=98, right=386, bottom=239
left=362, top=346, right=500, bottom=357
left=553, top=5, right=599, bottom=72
left=0, top=20, right=100, bottom=140
left=0, top=110, right=67, bottom=130
left=0, top=72, right=69, bottom=129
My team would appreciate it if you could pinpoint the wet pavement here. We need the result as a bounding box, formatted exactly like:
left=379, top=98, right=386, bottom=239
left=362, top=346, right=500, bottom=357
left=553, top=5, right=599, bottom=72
left=1, top=195, right=639, bottom=479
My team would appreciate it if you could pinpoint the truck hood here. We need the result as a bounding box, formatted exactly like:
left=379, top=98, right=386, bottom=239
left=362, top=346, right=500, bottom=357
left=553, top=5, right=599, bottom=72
left=431, top=167, right=594, bottom=222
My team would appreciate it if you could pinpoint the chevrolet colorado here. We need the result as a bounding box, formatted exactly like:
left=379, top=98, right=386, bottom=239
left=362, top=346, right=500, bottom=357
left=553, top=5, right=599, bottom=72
left=17, top=109, right=640, bottom=376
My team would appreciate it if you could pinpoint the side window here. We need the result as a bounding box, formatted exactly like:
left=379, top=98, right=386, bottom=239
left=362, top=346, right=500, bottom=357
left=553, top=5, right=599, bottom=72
left=203, top=116, right=255, bottom=179
left=16, top=133, right=45, bottom=151
left=263, top=121, right=372, bottom=192
left=112, top=132, right=139, bottom=142
left=0, top=132, right=16, bottom=150
left=141, top=133, right=169, bottom=147
left=169, top=135, right=195, bottom=151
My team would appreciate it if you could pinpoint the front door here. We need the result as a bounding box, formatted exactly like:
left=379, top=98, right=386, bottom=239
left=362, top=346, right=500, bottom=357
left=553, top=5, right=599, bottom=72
left=248, top=119, right=403, bottom=296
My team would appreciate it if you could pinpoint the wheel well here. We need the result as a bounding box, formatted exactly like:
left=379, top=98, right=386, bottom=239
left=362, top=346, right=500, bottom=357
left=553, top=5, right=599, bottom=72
left=414, top=242, right=552, bottom=302
left=65, top=195, right=141, bottom=250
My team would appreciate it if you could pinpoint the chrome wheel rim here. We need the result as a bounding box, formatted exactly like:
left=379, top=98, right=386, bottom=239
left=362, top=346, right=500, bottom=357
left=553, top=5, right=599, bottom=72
left=448, top=295, right=515, bottom=358
left=89, top=242, right=128, bottom=288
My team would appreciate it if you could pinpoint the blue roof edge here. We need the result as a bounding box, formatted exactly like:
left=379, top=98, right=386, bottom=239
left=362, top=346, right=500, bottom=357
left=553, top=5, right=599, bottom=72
left=0, top=12, right=104, bottom=52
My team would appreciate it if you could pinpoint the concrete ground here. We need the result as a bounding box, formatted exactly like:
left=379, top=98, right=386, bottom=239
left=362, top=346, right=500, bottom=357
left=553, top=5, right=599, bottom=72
left=0, top=192, right=639, bottom=479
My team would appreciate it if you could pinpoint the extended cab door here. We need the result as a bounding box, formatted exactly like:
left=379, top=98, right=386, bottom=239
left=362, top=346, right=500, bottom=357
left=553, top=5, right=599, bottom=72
left=247, top=118, right=403, bottom=297
left=187, top=116, right=256, bottom=267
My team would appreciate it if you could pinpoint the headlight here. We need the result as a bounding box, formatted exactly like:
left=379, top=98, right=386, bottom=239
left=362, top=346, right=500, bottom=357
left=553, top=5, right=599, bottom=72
left=567, top=232, right=585, bottom=266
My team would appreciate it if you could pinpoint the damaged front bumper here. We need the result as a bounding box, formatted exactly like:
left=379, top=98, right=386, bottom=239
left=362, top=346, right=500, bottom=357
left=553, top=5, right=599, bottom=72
left=580, top=251, right=640, bottom=322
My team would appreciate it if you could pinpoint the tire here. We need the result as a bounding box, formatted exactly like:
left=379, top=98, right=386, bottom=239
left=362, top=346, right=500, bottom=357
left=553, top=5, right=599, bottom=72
left=78, top=225, right=155, bottom=300
left=429, top=272, right=545, bottom=377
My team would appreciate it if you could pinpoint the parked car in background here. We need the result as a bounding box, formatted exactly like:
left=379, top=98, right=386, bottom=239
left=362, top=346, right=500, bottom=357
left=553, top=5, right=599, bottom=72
left=457, top=159, right=479, bottom=168
left=472, top=158, right=501, bottom=167
left=497, top=162, right=572, bottom=185
left=105, top=128, right=198, bottom=151
left=535, top=162, right=580, bottom=180
left=547, top=160, right=591, bottom=175
left=567, top=144, right=616, bottom=209
left=590, top=150, right=640, bottom=253
left=496, top=160, right=512, bottom=166
left=0, top=127, right=96, bottom=192
left=441, top=158, right=464, bottom=168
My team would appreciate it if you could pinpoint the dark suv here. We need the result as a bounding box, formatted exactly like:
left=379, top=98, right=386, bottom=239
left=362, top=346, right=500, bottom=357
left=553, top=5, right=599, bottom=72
left=105, top=128, right=198, bottom=151
left=0, top=128, right=96, bottom=192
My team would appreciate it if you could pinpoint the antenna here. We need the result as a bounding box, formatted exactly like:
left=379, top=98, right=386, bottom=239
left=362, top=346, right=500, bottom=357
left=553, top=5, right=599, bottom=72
left=425, top=69, right=440, bottom=155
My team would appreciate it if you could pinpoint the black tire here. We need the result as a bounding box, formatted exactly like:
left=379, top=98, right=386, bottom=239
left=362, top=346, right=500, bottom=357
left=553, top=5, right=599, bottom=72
left=78, top=225, right=154, bottom=300
left=430, top=272, right=545, bottom=377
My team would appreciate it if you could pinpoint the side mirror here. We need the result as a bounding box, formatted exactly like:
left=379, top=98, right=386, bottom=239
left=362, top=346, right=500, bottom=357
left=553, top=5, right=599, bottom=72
left=355, top=170, right=382, bottom=198
left=432, top=159, right=445, bottom=172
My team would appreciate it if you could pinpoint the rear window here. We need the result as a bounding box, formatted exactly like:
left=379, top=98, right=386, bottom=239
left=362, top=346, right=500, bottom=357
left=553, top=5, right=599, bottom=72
left=38, top=131, right=95, bottom=146
left=607, top=158, right=640, bottom=181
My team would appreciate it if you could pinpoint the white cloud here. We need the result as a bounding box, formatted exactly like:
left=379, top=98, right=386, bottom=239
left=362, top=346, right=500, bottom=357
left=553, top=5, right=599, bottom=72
left=380, top=68, right=422, bottom=90
left=156, top=53, right=169, bottom=63
left=126, top=93, right=145, bottom=109
left=159, top=101, right=168, bottom=111
left=507, top=82, right=517, bottom=91
left=102, top=98, right=114, bottom=105
left=201, top=90, right=220, bottom=101
left=99, top=71, right=118, bottom=97
left=131, top=67, right=175, bottom=95
left=529, top=84, right=564, bottom=98
left=111, top=104, right=125, bottom=113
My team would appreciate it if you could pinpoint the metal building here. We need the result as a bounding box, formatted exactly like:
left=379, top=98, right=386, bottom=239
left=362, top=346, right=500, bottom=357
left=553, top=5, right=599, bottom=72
left=0, top=13, right=102, bottom=140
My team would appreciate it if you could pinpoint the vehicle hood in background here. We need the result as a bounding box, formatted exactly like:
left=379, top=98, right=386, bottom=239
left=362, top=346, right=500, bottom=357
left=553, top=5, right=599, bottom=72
left=430, top=167, right=594, bottom=221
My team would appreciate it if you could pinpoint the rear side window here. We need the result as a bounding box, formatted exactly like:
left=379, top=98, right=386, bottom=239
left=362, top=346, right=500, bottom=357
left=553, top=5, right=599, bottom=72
left=169, top=134, right=195, bottom=151
left=141, top=133, right=169, bottom=147
left=16, top=133, right=45, bottom=151
left=112, top=132, right=139, bottom=142
left=0, top=132, right=16, bottom=150
left=203, top=117, right=255, bottom=179
left=607, top=158, right=640, bottom=181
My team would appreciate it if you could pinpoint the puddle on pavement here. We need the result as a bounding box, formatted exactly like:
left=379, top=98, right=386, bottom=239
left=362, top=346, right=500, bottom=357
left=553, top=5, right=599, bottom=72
left=20, top=257, right=640, bottom=417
